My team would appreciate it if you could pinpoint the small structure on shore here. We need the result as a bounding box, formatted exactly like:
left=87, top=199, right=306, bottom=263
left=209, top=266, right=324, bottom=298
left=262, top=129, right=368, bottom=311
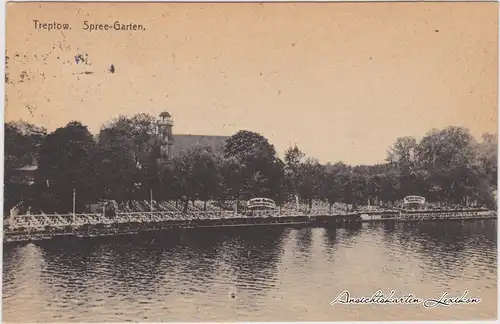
left=402, top=195, right=425, bottom=210
left=247, top=198, right=276, bottom=210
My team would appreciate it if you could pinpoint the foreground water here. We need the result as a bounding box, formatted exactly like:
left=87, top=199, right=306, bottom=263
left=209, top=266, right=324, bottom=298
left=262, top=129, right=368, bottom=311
left=3, top=220, right=497, bottom=322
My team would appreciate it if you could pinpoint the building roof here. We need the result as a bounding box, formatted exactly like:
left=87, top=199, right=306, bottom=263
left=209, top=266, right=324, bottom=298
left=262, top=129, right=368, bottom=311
left=171, top=134, right=229, bottom=156
left=16, top=165, right=38, bottom=171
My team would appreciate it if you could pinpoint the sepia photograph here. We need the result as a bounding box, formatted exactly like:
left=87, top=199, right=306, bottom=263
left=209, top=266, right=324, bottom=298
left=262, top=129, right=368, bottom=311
left=2, top=1, right=498, bottom=322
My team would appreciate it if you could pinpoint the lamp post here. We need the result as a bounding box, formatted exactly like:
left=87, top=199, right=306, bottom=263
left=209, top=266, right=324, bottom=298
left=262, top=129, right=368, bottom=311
left=150, top=188, right=153, bottom=216
left=72, top=188, right=76, bottom=223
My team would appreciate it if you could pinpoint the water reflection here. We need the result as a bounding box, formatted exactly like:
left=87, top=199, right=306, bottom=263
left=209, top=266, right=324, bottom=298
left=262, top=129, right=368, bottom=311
left=229, top=227, right=284, bottom=290
left=392, top=221, right=497, bottom=277
left=3, top=221, right=497, bottom=322
left=295, top=227, right=313, bottom=256
left=323, top=226, right=337, bottom=246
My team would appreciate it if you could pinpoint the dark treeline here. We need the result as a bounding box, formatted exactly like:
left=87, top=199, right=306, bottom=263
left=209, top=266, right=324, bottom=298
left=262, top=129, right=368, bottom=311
left=4, top=113, right=498, bottom=215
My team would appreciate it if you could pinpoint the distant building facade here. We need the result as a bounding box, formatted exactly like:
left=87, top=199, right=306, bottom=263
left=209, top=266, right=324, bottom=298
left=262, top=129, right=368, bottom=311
left=171, top=134, right=229, bottom=156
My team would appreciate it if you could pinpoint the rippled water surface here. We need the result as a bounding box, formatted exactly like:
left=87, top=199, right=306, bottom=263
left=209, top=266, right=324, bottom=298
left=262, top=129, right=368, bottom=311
left=3, top=220, right=497, bottom=322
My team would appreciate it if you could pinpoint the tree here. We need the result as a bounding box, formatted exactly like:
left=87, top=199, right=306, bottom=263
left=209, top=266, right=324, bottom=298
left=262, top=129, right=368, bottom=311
left=378, top=169, right=401, bottom=205
left=224, top=130, right=279, bottom=198
left=349, top=172, right=369, bottom=208
left=35, top=121, right=98, bottom=213
left=224, top=130, right=276, bottom=162
left=296, top=158, right=325, bottom=210
left=194, top=147, right=221, bottom=211
left=171, top=145, right=220, bottom=212
left=4, top=121, right=47, bottom=214
left=366, top=174, right=382, bottom=206
left=387, top=136, right=419, bottom=169
left=324, top=169, right=345, bottom=212
left=99, top=113, right=162, bottom=168
left=98, top=113, right=165, bottom=200
left=284, top=145, right=305, bottom=208
left=218, top=156, right=246, bottom=212
left=415, top=127, right=477, bottom=204
left=266, top=158, right=287, bottom=207
left=5, top=121, right=46, bottom=170
left=418, top=127, right=476, bottom=171
left=407, top=169, right=431, bottom=198
left=5, top=116, right=497, bottom=213
left=476, top=133, right=497, bottom=187
left=93, top=145, right=142, bottom=201
left=387, top=136, right=421, bottom=198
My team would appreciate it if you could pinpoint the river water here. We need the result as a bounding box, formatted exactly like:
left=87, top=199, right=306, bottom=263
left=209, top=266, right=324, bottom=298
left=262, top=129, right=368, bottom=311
left=3, top=220, right=497, bottom=322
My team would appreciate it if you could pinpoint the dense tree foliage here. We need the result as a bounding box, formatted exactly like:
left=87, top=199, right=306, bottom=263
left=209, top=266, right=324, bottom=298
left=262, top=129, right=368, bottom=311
left=5, top=121, right=46, bottom=170
left=223, top=130, right=283, bottom=201
left=170, top=145, right=222, bottom=212
left=35, top=121, right=98, bottom=213
left=4, top=118, right=497, bottom=215
left=4, top=121, right=47, bottom=214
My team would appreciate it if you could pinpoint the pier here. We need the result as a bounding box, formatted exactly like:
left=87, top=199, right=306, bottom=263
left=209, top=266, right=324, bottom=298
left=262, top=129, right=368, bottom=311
left=360, top=208, right=496, bottom=223
left=396, top=208, right=497, bottom=222
left=4, top=210, right=362, bottom=243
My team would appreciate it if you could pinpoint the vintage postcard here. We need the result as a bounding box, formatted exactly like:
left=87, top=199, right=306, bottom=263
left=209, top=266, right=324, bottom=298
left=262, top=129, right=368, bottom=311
left=3, top=1, right=498, bottom=323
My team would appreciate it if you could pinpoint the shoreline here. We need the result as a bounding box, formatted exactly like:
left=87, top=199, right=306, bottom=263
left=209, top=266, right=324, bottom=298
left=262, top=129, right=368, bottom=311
left=4, top=208, right=497, bottom=243
left=3, top=213, right=361, bottom=243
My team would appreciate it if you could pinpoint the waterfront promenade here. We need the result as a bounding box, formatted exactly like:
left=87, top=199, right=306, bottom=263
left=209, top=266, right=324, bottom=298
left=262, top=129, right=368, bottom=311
left=4, top=209, right=362, bottom=243
left=5, top=200, right=496, bottom=243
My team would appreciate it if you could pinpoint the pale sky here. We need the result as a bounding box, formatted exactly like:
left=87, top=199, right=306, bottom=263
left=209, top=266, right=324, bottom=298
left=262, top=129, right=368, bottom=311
left=5, top=2, right=498, bottom=165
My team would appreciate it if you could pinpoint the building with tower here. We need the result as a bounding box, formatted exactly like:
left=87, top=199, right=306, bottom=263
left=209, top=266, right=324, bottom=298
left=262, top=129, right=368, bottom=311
left=157, top=111, right=229, bottom=164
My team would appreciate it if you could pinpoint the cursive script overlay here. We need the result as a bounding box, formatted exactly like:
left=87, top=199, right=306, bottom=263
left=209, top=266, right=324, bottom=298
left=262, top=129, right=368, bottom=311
left=330, top=290, right=481, bottom=308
